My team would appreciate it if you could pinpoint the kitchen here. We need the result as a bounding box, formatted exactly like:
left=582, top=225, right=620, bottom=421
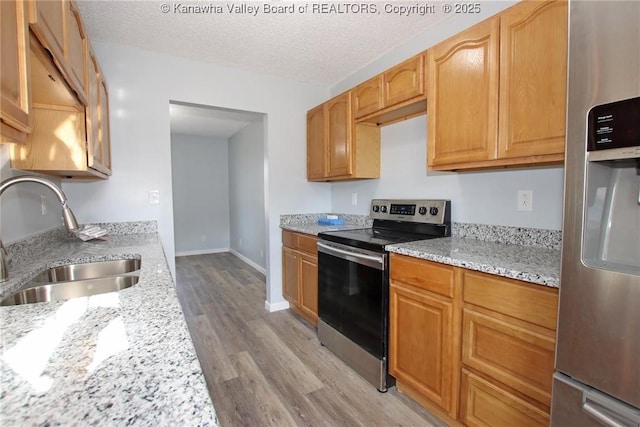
left=1, top=0, right=639, bottom=426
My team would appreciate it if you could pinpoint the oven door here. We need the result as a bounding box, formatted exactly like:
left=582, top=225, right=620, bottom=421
left=317, top=240, right=387, bottom=359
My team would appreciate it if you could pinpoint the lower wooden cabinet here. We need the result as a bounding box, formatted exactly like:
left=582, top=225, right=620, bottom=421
left=281, top=230, right=318, bottom=326
left=389, top=254, right=460, bottom=420
left=389, top=254, right=559, bottom=426
left=459, top=370, right=550, bottom=427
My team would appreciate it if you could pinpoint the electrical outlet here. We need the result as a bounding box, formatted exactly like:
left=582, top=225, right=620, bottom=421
left=149, top=190, right=160, bottom=205
left=517, top=190, right=533, bottom=211
left=351, top=192, right=358, bottom=206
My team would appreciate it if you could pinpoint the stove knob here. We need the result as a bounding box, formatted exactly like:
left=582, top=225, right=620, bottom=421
left=372, top=205, right=380, bottom=213
left=418, top=207, right=427, bottom=215
left=429, top=207, right=439, bottom=216
left=380, top=206, right=388, bottom=213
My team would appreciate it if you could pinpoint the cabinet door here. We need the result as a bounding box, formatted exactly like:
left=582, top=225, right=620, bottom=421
left=28, top=0, right=66, bottom=66
left=383, top=54, right=425, bottom=108
left=85, top=48, right=111, bottom=175
left=427, top=18, right=499, bottom=167
left=97, top=76, right=111, bottom=173
left=353, top=75, right=382, bottom=119
left=498, top=0, right=567, bottom=159
left=389, top=282, right=454, bottom=413
left=306, top=104, right=326, bottom=180
left=326, top=92, right=352, bottom=177
left=64, top=1, right=87, bottom=104
left=298, top=253, right=318, bottom=325
left=1, top=0, right=31, bottom=142
left=282, top=247, right=299, bottom=303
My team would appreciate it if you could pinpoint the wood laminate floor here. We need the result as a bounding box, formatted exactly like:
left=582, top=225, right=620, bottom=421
left=175, top=253, right=447, bottom=427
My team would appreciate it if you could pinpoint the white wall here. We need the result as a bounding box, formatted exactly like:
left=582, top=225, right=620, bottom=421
left=331, top=117, right=564, bottom=230
left=228, top=120, right=267, bottom=271
left=61, top=42, right=331, bottom=309
left=0, top=146, right=69, bottom=243
left=170, top=133, right=230, bottom=255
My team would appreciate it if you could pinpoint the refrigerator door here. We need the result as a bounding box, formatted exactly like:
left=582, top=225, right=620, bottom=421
left=552, top=374, right=640, bottom=427
left=556, top=0, right=640, bottom=411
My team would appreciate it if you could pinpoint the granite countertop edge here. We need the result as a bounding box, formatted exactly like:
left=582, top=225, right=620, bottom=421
left=386, top=237, right=560, bottom=288
left=279, top=215, right=560, bottom=288
left=0, top=227, right=219, bottom=426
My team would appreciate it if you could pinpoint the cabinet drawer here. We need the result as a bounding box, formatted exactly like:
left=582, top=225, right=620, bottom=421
left=282, top=230, right=317, bottom=255
left=462, top=308, right=555, bottom=406
left=462, top=270, right=558, bottom=330
left=297, top=233, right=317, bottom=254
left=390, top=254, right=454, bottom=298
left=460, top=370, right=549, bottom=427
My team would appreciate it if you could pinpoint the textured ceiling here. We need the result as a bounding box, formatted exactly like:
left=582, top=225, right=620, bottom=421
left=77, top=0, right=453, bottom=139
left=77, top=0, right=451, bottom=86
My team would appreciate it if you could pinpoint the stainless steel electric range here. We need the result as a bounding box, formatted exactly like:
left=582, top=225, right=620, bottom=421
left=317, top=199, right=451, bottom=392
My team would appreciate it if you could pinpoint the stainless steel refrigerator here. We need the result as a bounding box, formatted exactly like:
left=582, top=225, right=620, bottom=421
left=551, top=1, right=640, bottom=426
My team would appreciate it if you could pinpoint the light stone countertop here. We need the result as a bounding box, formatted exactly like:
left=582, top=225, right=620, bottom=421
left=280, top=214, right=561, bottom=288
left=0, top=227, right=218, bottom=426
left=386, top=237, right=561, bottom=288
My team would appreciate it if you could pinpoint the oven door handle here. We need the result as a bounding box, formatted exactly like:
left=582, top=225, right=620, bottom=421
left=317, top=241, right=385, bottom=270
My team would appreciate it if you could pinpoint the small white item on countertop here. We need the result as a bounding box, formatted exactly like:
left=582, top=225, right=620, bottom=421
left=73, top=224, right=109, bottom=241
left=326, top=215, right=339, bottom=219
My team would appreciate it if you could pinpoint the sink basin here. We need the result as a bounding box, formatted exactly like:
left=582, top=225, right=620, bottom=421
left=1, top=275, right=140, bottom=306
left=31, top=258, right=141, bottom=283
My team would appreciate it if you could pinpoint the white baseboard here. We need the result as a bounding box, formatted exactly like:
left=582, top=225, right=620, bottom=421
left=265, top=300, right=290, bottom=312
left=229, top=249, right=266, bottom=275
left=175, top=247, right=229, bottom=257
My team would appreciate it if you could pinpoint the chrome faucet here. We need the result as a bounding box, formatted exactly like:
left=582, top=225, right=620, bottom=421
left=0, top=175, right=80, bottom=282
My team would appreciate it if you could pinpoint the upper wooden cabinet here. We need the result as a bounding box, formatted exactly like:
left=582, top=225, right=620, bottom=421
left=427, top=17, right=500, bottom=168
left=1, top=0, right=31, bottom=144
left=383, top=54, right=425, bottom=109
left=64, top=2, right=87, bottom=104
left=9, top=0, right=111, bottom=178
left=354, top=53, right=427, bottom=125
left=353, top=75, right=382, bottom=119
left=27, top=0, right=65, bottom=68
left=498, top=0, right=567, bottom=160
left=307, top=91, right=380, bottom=181
left=427, top=0, right=567, bottom=171
left=86, top=46, right=111, bottom=175
left=306, top=104, right=326, bottom=180
left=28, top=0, right=88, bottom=104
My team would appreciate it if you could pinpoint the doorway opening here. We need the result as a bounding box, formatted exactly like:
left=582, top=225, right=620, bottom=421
left=169, top=101, right=268, bottom=274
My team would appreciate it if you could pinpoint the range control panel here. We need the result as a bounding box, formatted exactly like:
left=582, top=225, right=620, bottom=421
left=370, top=199, right=450, bottom=224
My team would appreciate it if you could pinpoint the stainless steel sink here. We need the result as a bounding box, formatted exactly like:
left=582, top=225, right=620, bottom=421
left=31, top=259, right=141, bottom=283
left=1, top=275, right=140, bottom=306
left=0, top=259, right=142, bottom=306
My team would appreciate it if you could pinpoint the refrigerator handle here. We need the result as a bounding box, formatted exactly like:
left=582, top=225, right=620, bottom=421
left=582, top=389, right=640, bottom=427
